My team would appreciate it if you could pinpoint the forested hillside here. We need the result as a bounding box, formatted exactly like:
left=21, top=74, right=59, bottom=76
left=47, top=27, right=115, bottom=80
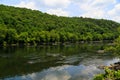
left=0, top=4, right=120, bottom=45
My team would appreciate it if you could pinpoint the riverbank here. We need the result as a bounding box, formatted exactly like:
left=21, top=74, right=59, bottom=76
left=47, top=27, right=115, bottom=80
left=0, top=40, right=113, bottom=47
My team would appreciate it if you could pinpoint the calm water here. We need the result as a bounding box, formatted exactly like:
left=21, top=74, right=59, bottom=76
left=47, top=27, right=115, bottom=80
left=0, top=42, right=119, bottom=80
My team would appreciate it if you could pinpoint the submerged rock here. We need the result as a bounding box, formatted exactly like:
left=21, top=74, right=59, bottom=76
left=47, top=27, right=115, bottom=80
left=97, top=50, right=105, bottom=53
left=98, top=65, right=106, bottom=69
left=98, top=62, right=120, bottom=71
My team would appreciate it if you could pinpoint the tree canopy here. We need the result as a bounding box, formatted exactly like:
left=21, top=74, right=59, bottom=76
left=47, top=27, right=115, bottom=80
left=0, top=4, right=120, bottom=45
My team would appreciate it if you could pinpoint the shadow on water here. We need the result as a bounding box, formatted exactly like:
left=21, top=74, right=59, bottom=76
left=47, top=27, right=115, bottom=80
left=0, top=42, right=119, bottom=80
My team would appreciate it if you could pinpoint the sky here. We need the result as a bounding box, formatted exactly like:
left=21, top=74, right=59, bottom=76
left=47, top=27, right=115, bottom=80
left=0, top=0, right=120, bottom=22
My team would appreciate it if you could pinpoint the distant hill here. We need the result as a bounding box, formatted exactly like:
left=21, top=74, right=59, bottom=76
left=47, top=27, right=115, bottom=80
left=0, top=4, right=120, bottom=45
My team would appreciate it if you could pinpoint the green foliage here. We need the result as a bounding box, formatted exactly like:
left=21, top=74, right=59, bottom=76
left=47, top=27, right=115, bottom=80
left=94, top=68, right=120, bottom=80
left=105, top=46, right=116, bottom=52
left=2, top=41, right=7, bottom=47
left=105, top=36, right=120, bottom=54
left=0, top=4, right=120, bottom=45
left=93, top=74, right=104, bottom=80
left=6, top=29, right=18, bottom=43
left=18, top=32, right=29, bottom=43
left=0, top=24, right=7, bottom=42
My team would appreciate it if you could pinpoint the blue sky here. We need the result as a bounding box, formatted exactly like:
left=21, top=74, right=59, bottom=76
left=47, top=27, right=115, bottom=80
left=0, top=0, right=120, bottom=22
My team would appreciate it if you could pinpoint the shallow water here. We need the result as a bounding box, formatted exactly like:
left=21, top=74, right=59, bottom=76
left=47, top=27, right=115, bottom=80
left=0, top=42, right=119, bottom=80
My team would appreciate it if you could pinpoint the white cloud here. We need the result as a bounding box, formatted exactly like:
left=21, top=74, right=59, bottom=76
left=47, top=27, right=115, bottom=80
left=47, top=8, right=69, bottom=16
left=108, top=3, right=120, bottom=22
left=41, top=0, right=71, bottom=8
left=108, top=4, right=120, bottom=16
left=91, top=0, right=116, bottom=7
left=73, top=0, right=117, bottom=19
left=15, top=1, right=38, bottom=10
left=75, top=0, right=116, bottom=10
left=81, top=10, right=105, bottom=19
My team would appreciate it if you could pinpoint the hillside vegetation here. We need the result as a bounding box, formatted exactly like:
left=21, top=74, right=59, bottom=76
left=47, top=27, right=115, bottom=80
left=0, top=4, right=120, bottom=45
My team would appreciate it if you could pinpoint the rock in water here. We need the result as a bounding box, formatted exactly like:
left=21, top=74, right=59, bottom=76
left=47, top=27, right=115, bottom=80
left=97, top=50, right=104, bottom=53
left=98, top=62, right=120, bottom=71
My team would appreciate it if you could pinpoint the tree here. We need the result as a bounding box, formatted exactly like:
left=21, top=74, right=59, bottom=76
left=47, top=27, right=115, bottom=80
left=0, top=25, right=7, bottom=43
left=18, top=32, right=29, bottom=43
left=0, top=4, right=120, bottom=45
left=6, top=29, right=18, bottom=43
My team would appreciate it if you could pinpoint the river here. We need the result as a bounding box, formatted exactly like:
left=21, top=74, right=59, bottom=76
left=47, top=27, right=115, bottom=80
left=0, top=42, right=119, bottom=80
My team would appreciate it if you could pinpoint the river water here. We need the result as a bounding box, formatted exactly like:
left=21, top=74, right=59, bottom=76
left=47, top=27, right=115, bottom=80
left=0, top=42, right=119, bottom=80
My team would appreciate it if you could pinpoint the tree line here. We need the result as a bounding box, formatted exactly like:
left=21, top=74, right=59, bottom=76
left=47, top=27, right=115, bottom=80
left=0, top=4, right=120, bottom=45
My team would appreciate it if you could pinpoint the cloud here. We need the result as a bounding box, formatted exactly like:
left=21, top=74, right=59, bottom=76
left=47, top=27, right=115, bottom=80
left=40, top=0, right=71, bottom=8
left=81, top=10, right=105, bottom=18
left=46, top=8, right=69, bottom=16
left=15, top=1, right=38, bottom=10
left=74, top=0, right=116, bottom=19
left=108, top=3, right=120, bottom=22
left=74, top=0, right=116, bottom=10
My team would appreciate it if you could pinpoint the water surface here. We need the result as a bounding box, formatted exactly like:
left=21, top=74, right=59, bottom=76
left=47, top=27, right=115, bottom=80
left=0, top=42, right=119, bottom=80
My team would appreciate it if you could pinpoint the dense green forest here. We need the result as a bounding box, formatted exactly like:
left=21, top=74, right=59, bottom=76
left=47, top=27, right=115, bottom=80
left=0, top=4, right=120, bottom=46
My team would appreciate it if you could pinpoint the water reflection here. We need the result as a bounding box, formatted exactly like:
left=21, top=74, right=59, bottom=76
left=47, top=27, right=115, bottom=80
left=4, top=58, right=120, bottom=80
left=0, top=42, right=120, bottom=80
left=4, top=65, right=99, bottom=80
